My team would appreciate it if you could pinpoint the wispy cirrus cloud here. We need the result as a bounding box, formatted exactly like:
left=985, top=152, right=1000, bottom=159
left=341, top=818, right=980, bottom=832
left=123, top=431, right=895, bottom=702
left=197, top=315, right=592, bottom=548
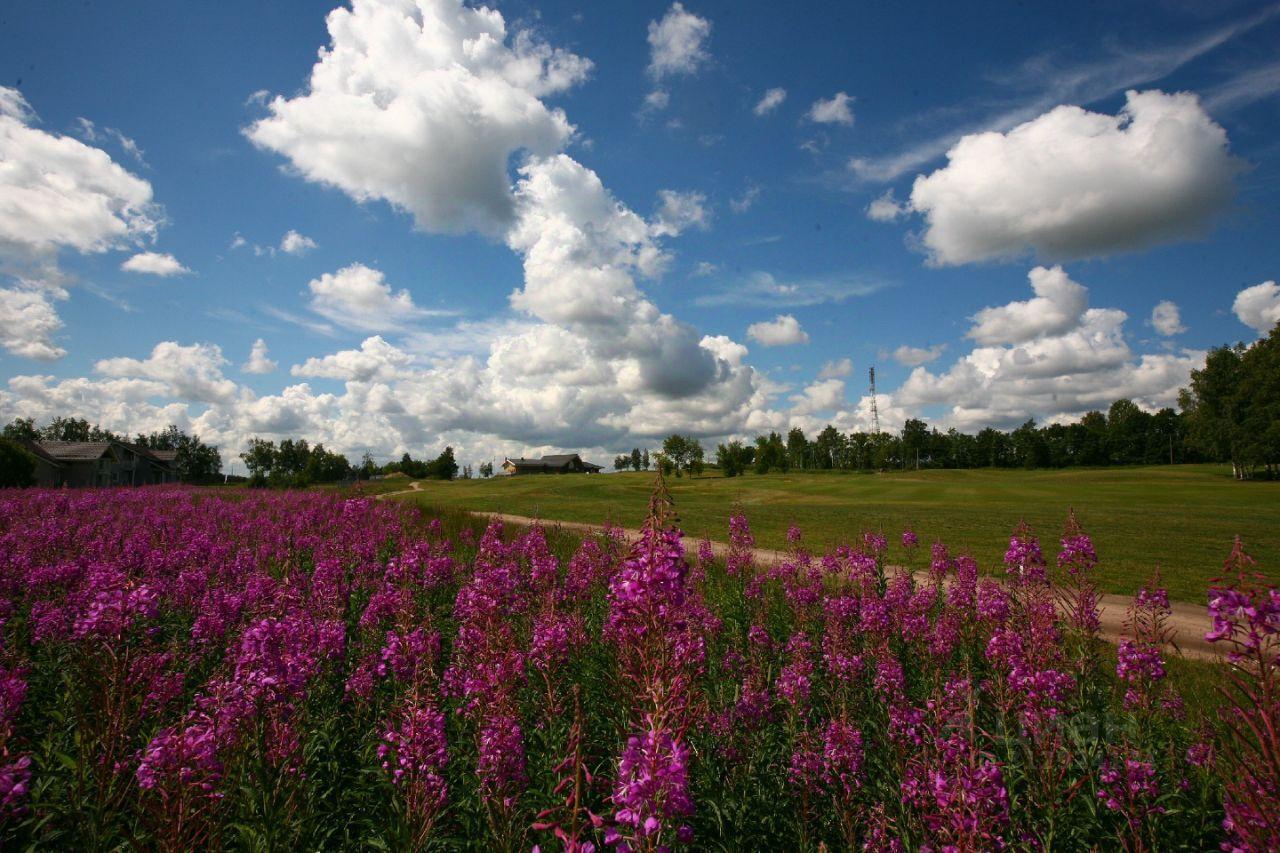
left=694, top=270, right=890, bottom=308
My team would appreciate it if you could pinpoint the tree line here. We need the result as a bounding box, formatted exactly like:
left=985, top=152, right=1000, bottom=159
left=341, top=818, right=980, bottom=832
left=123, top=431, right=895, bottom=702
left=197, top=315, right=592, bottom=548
left=239, top=441, right=462, bottom=487
left=634, top=324, right=1280, bottom=480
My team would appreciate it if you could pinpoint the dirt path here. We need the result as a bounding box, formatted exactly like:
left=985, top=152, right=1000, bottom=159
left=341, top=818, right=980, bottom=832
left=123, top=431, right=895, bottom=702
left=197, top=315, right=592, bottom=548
left=465, top=511, right=1222, bottom=663
left=373, top=480, right=424, bottom=500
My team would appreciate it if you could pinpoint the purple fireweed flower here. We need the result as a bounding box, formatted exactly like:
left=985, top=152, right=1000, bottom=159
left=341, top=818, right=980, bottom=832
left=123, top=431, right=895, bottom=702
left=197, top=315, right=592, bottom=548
left=605, top=525, right=689, bottom=643
left=787, top=728, right=824, bottom=794
left=874, top=654, right=906, bottom=697
left=1115, top=640, right=1166, bottom=684
left=1004, top=522, right=1046, bottom=584
left=379, top=699, right=448, bottom=802
left=1098, top=757, right=1164, bottom=828
left=1186, top=741, right=1214, bottom=769
left=518, top=526, right=560, bottom=596
left=529, top=611, right=586, bottom=675
left=976, top=580, right=1011, bottom=624
left=377, top=628, right=441, bottom=685
left=888, top=703, right=926, bottom=749
left=726, top=511, right=755, bottom=578
left=905, top=754, right=1010, bottom=847
left=477, top=712, right=527, bottom=810
left=611, top=719, right=694, bottom=844
left=903, top=529, right=920, bottom=549
left=73, top=583, right=160, bottom=640
left=696, top=537, right=713, bottom=568
left=776, top=632, right=814, bottom=710
left=822, top=719, right=864, bottom=799
left=0, top=754, right=32, bottom=817
left=0, top=665, right=28, bottom=737
left=563, top=536, right=612, bottom=604
left=129, top=652, right=185, bottom=714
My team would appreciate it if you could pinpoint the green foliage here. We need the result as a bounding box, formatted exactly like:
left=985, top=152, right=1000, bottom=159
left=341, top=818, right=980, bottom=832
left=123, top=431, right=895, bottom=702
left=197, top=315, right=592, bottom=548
left=239, top=437, right=351, bottom=487
left=134, top=424, right=222, bottom=482
left=1, top=417, right=39, bottom=443
left=753, top=432, right=788, bottom=474
left=715, top=440, right=753, bottom=477
left=0, top=438, right=36, bottom=487
left=1181, top=325, right=1280, bottom=479
left=661, top=434, right=705, bottom=477
left=425, top=446, right=458, bottom=480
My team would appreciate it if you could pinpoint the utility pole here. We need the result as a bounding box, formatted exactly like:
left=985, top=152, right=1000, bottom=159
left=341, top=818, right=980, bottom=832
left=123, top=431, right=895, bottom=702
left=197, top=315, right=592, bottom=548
left=868, top=366, right=880, bottom=436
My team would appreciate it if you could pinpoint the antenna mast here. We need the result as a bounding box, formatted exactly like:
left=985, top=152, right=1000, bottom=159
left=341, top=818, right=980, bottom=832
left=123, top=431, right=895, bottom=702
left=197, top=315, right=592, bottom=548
left=868, top=366, right=881, bottom=435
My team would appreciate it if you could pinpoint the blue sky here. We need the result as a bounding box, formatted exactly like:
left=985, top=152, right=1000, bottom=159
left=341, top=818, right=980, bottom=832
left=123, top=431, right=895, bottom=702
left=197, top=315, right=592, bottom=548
left=1, top=0, right=1278, bottom=471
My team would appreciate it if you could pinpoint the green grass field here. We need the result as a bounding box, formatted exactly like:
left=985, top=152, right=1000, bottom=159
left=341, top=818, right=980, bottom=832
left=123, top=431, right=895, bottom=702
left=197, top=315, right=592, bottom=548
left=394, top=464, right=1277, bottom=604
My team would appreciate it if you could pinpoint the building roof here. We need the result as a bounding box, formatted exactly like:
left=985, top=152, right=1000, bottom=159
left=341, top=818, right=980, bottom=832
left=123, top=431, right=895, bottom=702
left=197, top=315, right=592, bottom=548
left=34, top=439, right=176, bottom=467
left=504, top=453, right=602, bottom=471
left=37, top=441, right=114, bottom=461
left=19, top=441, right=65, bottom=467
left=117, top=441, right=177, bottom=465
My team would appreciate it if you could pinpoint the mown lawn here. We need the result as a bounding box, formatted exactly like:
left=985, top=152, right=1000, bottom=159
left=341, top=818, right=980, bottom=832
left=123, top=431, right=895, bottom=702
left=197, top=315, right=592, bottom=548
left=393, top=465, right=1277, bottom=604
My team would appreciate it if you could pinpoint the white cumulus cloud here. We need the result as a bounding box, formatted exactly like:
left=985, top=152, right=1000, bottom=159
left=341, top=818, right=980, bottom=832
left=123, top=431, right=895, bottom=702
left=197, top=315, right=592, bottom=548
left=967, top=266, right=1089, bottom=346
left=95, top=342, right=239, bottom=404
left=242, top=338, right=277, bottom=374
left=647, top=3, right=711, bottom=79
left=753, top=87, right=787, bottom=116
left=894, top=275, right=1204, bottom=430
left=790, top=378, right=846, bottom=415
left=807, top=91, right=854, bottom=126
left=121, top=251, right=190, bottom=276
left=244, top=0, right=592, bottom=236
left=892, top=344, right=946, bottom=367
left=866, top=189, right=908, bottom=222
left=747, top=314, right=810, bottom=347
left=1233, top=281, right=1280, bottom=335
left=292, top=335, right=414, bottom=382
left=909, top=89, right=1242, bottom=266
left=1150, top=300, right=1186, bottom=336
left=280, top=230, right=317, bottom=255
left=652, top=189, right=710, bottom=236
left=0, top=285, right=67, bottom=360
left=0, top=86, right=158, bottom=259
left=307, top=262, right=448, bottom=334
left=818, top=357, right=853, bottom=379
left=0, top=86, right=163, bottom=360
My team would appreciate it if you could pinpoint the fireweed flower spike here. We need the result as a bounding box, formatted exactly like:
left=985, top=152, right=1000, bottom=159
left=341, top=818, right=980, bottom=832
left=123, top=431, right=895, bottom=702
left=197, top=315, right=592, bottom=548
left=605, top=470, right=704, bottom=850
left=1204, top=538, right=1280, bottom=851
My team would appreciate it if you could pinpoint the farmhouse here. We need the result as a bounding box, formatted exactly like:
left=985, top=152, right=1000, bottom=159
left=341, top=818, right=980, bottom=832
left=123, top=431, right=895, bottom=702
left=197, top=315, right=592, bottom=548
left=500, top=454, right=603, bottom=475
left=24, top=440, right=179, bottom=487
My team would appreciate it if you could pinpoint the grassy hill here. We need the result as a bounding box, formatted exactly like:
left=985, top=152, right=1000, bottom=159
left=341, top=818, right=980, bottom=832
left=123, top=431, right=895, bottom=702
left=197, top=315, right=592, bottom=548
left=394, top=464, right=1277, bottom=604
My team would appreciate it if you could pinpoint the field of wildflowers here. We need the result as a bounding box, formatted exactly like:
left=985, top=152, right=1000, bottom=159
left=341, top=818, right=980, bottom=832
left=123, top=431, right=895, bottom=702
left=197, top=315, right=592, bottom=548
left=0, top=478, right=1276, bottom=851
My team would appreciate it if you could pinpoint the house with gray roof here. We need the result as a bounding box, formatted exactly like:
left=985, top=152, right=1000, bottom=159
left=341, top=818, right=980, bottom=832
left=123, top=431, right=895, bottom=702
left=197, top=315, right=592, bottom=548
left=500, top=454, right=603, bottom=475
left=26, top=440, right=179, bottom=487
